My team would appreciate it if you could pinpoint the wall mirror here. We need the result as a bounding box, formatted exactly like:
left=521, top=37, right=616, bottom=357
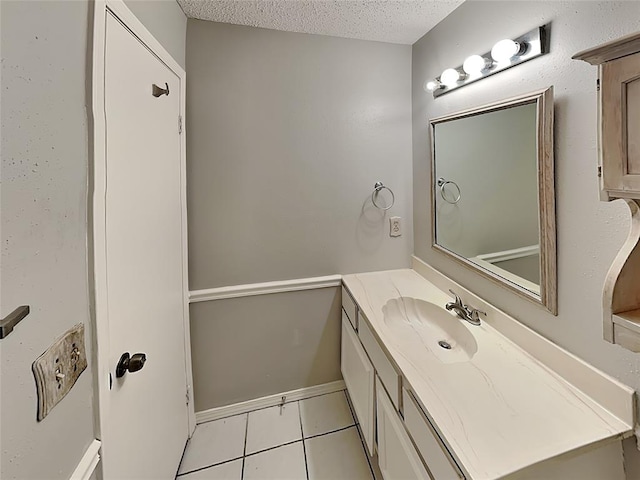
left=430, top=87, right=556, bottom=314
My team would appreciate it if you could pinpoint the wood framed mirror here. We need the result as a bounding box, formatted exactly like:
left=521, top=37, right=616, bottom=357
left=430, top=87, right=556, bottom=314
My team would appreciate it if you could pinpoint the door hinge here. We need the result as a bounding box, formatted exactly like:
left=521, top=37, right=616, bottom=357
left=178, top=115, right=183, bottom=134
left=186, top=384, right=191, bottom=405
left=597, top=165, right=602, bottom=177
left=596, top=78, right=600, bottom=92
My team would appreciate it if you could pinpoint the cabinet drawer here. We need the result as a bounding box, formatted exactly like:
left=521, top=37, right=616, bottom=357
left=359, top=317, right=401, bottom=409
left=403, top=388, right=464, bottom=480
left=342, top=286, right=357, bottom=331
left=341, top=316, right=375, bottom=456
left=377, top=379, right=430, bottom=480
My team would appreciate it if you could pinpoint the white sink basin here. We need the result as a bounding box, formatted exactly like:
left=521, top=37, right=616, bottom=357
left=382, top=297, right=478, bottom=364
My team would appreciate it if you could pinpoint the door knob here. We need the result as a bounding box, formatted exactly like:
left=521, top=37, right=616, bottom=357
left=115, top=352, right=147, bottom=378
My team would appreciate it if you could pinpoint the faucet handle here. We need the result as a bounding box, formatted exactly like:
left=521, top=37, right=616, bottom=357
left=466, top=306, right=486, bottom=324
left=448, top=289, right=463, bottom=305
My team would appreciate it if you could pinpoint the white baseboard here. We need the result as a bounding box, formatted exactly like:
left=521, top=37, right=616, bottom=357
left=70, top=439, right=101, bottom=480
left=189, top=275, right=342, bottom=303
left=195, top=380, right=346, bottom=424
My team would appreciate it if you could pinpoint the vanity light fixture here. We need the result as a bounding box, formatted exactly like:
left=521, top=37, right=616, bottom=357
left=462, top=55, right=492, bottom=75
left=440, top=68, right=464, bottom=86
left=424, top=79, right=441, bottom=92
left=426, top=25, right=548, bottom=98
left=491, top=39, right=525, bottom=63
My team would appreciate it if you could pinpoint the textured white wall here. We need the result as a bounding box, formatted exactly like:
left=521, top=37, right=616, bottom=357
left=0, top=1, right=186, bottom=477
left=412, top=1, right=640, bottom=474
left=1, top=2, right=95, bottom=478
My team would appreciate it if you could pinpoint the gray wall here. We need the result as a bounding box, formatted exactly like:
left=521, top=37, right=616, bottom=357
left=124, top=0, right=187, bottom=69
left=186, top=21, right=413, bottom=408
left=191, top=288, right=342, bottom=411
left=412, top=0, right=640, bottom=475
left=0, top=1, right=185, bottom=478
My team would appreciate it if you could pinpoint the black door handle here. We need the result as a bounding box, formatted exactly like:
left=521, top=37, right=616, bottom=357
left=115, top=352, right=147, bottom=378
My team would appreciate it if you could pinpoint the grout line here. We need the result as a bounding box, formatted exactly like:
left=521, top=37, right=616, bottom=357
left=241, top=413, right=249, bottom=480
left=298, top=400, right=310, bottom=480
left=354, top=422, right=377, bottom=480
left=244, top=439, right=304, bottom=459
left=177, top=414, right=250, bottom=477
left=304, top=424, right=355, bottom=441
left=343, top=389, right=360, bottom=426
left=344, top=390, right=376, bottom=480
left=176, top=456, right=243, bottom=477
left=180, top=390, right=370, bottom=479
left=175, top=430, right=191, bottom=478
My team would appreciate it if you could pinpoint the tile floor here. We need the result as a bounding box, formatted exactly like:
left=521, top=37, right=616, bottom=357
left=176, top=390, right=375, bottom=480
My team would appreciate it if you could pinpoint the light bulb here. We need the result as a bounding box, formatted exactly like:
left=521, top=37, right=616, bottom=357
left=440, top=68, right=461, bottom=86
left=463, top=55, right=491, bottom=75
left=491, top=39, right=521, bottom=62
left=424, top=80, right=441, bottom=92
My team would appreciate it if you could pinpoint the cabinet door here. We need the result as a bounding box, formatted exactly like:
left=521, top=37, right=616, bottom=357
left=376, top=381, right=430, bottom=480
left=602, top=51, right=640, bottom=194
left=403, top=389, right=464, bottom=480
left=341, top=315, right=375, bottom=455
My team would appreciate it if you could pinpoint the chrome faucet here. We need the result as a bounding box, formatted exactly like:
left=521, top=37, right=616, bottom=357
left=445, top=290, right=486, bottom=326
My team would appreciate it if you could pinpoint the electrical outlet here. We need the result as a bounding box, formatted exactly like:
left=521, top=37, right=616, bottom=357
left=390, top=216, right=402, bottom=237
left=32, top=323, right=87, bottom=421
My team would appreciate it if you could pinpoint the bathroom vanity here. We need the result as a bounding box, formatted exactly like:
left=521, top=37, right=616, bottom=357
left=341, top=260, right=634, bottom=480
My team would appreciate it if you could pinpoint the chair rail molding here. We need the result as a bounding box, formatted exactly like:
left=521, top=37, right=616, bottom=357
left=189, top=275, right=343, bottom=303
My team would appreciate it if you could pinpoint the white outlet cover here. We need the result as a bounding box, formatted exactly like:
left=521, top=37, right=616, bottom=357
left=390, top=216, right=402, bottom=237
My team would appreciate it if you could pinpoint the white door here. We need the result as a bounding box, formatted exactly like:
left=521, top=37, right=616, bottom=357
left=102, top=11, right=189, bottom=478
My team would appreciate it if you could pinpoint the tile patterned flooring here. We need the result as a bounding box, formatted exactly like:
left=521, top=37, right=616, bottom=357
left=177, top=390, right=375, bottom=480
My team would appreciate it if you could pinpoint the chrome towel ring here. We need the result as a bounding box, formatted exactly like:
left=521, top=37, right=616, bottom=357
left=437, top=177, right=461, bottom=204
left=372, top=182, right=395, bottom=211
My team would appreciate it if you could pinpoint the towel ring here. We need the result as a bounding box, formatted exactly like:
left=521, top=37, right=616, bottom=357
left=372, top=182, right=395, bottom=211
left=437, top=177, right=461, bottom=204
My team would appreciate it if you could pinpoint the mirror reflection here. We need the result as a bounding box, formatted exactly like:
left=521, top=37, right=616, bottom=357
left=430, top=88, right=556, bottom=312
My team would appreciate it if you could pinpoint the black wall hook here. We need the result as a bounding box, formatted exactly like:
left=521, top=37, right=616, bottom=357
left=152, top=82, right=169, bottom=97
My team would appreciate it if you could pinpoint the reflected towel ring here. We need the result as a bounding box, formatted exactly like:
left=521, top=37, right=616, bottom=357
left=372, top=182, right=395, bottom=211
left=437, top=177, right=461, bottom=204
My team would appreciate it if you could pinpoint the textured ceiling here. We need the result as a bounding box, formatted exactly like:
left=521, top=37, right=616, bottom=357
left=178, top=0, right=463, bottom=45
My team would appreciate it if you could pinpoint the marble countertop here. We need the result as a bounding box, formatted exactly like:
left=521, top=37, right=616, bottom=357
left=342, top=269, right=633, bottom=480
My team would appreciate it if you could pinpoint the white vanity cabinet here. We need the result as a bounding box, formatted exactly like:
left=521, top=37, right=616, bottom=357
left=376, top=380, right=430, bottom=480
left=341, top=312, right=375, bottom=455
left=403, top=389, right=464, bottom=480
left=341, top=270, right=634, bottom=480
left=341, top=285, right=461, bottom=480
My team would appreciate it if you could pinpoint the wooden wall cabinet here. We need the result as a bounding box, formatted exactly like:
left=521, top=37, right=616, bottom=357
left=574, top=32, right=640, bottom=352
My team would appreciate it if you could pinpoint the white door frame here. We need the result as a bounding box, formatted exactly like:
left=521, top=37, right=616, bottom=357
left=90, top=0, right=195, bottom=466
